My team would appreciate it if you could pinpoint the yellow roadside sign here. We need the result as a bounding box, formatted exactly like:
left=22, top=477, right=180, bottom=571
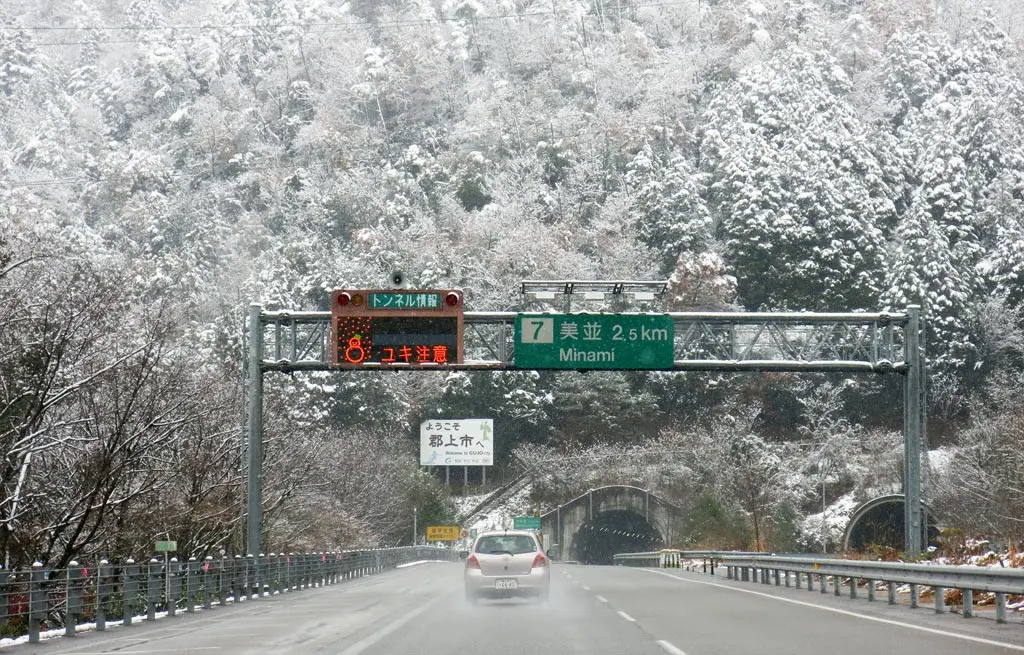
left=426, top=525, right=460, bottom=541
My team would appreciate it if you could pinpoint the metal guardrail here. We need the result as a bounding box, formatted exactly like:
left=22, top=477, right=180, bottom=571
left=613, top=551, right=1024, bottom=624
left=0, top=546, right=455, bottom=644
left=614, top=550, right=762, bottom=570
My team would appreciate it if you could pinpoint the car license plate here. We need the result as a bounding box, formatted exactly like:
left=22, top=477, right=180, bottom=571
left=495, top=578, right=518, bottom=590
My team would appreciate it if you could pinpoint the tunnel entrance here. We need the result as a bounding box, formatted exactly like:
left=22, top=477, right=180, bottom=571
left=574, top=509, right=662, bottom=564
left=845, top=501, right=940, bottom=552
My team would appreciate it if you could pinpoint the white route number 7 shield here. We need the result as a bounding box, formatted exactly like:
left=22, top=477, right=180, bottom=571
left=521, top=317, right=554, bottom=344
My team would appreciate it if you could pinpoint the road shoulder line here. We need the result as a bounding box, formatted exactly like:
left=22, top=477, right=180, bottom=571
left=643, top=569, right=1024, bottom=652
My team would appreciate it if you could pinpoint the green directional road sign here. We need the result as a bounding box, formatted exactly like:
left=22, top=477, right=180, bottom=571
left=514, top=314, right=674, bottom=370
left=514, top=516, right=541, bottom=530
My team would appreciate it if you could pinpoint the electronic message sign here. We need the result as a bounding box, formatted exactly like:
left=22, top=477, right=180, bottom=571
left=330, top=289, right=464, bottom=367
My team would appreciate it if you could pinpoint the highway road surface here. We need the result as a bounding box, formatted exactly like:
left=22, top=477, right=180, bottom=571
left=12, top=562, right=1024, bottom=655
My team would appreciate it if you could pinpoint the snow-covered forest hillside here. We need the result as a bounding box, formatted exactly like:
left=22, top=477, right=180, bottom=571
left=2, top=0, right=1023, bottom=565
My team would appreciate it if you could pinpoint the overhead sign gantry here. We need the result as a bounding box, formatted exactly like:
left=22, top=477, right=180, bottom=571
left=244, top=280, right=926, bottom=560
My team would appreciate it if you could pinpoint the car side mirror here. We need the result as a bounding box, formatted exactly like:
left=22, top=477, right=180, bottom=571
left=458, top=550, right=469, bottom=560
left=545, top=548, right=558, bottom=560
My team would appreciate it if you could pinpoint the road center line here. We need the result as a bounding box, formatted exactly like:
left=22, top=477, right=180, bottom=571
left=596, top=595, right=608, bottom=603
left=582, top=585, right=591, bottom=591
left=657, top=640, right=687, bottom=655
left=617, top=610, right=636, bottom=622
left=643, top=569, right=1024, bottom=652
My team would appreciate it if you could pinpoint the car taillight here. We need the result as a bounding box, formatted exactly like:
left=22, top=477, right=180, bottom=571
left=532, top=553, right=548, bottom=568
left=466, top=555, right=480, bottom=569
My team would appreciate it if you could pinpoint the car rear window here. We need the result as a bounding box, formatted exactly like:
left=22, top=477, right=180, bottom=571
left=475, top=535, right=537, bottom=555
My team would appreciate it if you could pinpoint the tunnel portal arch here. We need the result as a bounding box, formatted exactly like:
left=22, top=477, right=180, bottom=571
left=842, top=494, right=941, bottom=552
left=540, top=485, right=683, bottom=564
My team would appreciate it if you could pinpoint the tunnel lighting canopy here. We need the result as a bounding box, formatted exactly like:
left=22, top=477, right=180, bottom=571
left=521, top=280, right=668, bottom=301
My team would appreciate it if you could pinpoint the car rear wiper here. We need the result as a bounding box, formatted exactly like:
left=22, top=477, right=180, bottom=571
left=488, top=549, right=515, bottom=556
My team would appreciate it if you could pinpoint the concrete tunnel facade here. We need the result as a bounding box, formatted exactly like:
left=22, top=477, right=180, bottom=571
left=539, top=485, right=684, bottom=564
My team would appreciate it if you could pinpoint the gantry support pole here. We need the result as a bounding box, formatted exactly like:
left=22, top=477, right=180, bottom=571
left=903, top=305, right=923, bottom=558
left=247, top=305, right=264, bottom=557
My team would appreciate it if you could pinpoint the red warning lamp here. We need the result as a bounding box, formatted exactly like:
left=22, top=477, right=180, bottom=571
left=337, top=292, right=351, bottom=306
left=445, top=292, right=461, bottom=307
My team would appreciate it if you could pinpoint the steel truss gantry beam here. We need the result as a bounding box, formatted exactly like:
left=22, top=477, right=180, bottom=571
left=245, top=306, right=926, bottom=559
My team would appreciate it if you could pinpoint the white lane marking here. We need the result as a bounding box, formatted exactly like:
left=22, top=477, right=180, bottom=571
left=582, top=585, right=591, bottom=591
left=596, top=595, right=608, bottom=603
left=644, top=570, right=1024, bottom=652
left=62, top=651, right=220, bottom=654
left=617, top=610, right=637, bottom=622
left=338, top=594, right=440, bottom=655
left=657, top=640, right=687, bottom=655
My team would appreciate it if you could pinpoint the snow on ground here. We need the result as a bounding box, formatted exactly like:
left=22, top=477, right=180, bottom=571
left=452, top=492, right=489, bottom=518
left=800, top=492, right=860, bottom=547
left=928, top=447, right=956, bottom=474
left=396, top=560, right=450, bottom=568
left=463, top=484, right=535, bottom=534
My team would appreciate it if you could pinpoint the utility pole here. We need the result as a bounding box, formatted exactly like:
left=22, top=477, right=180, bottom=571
left=413, top=507, right=418, bottom=546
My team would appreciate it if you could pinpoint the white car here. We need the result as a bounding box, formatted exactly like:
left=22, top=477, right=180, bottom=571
left=463, top=530, right=550, bottom=603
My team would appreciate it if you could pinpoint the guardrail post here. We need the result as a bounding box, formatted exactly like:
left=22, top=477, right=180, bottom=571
left=834, top=575, right=842, bottom=596
left=774, top=569, right=781, bottom=586
left=807, top=572, right=814, bottom=591
left=962, top=589, right=973, bottom=617
left=169, top=557, right=183, bottom=616
left=232, top=555, right=244, bottom=601
left=218, top=555, right=230, bottom=604
left=246, top=554, right=256, bottom=599
left=261, top=553, right=270, bottom=596
left=794, top=571, right=801, bottom=589
left=186, top=558, right=197, bottom=612
left=909, top=583, right=919, bottom=608
left=887, top=582, right=896, bottom=605
left=276, top=554, right=284, bottom=593
left=995, top=592, right=1007, bottom=624
left=96, top=560, right=112, bottom=631
left=933, top=586, right=944, bottom=613
left=0, top=567, right=7, bottom=626
left=849, top=577, right=857, bottom=599
left=867, top=580, right=875, bottom=602
left=123, top=559, right=138, bottom=625
left=28, top=562, right=46, bottom=644
left=66, top=561, right=83, bottom=637
left=202, top=557, right=213, bottom=609
left=147, top=558, right=160, bottom=620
